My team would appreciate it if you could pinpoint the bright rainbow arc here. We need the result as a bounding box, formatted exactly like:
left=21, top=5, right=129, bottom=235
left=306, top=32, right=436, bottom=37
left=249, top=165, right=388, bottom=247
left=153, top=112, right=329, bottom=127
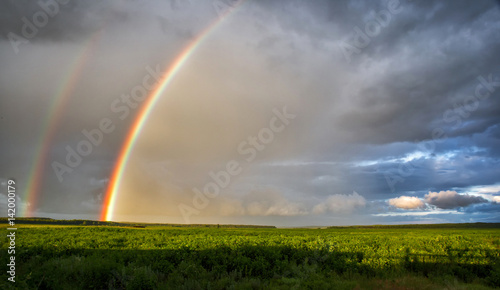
left=23, top=32, right=102, bottom=217
left=101, top=1, right=246, bottom=221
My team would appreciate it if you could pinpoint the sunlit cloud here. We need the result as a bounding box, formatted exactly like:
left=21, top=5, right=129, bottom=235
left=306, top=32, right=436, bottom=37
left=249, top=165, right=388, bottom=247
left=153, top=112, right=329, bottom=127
left=388, top=196, right=425, bottom=209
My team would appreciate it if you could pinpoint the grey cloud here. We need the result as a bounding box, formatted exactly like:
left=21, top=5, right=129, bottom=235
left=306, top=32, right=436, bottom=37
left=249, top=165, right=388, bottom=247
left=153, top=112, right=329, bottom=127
left=239, top=189, right=308, bottom=216
left=0, top=0, right=115, bottom=42
left=312, top=191, right=366, bottom=214
left=424, top=190, right=488, bottom=209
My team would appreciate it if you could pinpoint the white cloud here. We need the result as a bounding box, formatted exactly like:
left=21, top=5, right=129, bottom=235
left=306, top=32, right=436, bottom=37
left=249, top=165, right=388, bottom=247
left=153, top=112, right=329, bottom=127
left=313, top=191, right=366, bottom=214
left=388, top=196, right=424, bottom=209
left=464, top=184, right=500, bottom=196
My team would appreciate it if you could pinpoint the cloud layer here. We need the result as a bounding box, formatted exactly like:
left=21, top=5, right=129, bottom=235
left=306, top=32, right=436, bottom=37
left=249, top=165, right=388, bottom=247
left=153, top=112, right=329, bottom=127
left=1, top=0, right=499, bottom=226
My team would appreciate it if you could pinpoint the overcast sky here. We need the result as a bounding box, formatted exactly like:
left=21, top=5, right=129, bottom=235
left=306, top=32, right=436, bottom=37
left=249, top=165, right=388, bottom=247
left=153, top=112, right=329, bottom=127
left=1, top=0, right=499, bottom=226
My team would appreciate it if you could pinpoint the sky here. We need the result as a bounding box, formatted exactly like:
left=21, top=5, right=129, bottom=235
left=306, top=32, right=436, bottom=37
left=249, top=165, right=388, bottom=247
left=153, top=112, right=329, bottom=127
left=0, top=0, right=499, bottom=227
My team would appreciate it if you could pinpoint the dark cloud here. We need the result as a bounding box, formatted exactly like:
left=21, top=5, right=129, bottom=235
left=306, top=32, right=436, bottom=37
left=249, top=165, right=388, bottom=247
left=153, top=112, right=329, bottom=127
left=425, top=190, right=489, bottom=209
left=0, top=0, right=113, bottom=42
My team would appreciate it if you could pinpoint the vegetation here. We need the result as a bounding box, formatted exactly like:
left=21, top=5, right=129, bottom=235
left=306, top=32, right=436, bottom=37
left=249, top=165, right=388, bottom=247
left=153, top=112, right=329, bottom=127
left=1, top=222, right=499, bottom=289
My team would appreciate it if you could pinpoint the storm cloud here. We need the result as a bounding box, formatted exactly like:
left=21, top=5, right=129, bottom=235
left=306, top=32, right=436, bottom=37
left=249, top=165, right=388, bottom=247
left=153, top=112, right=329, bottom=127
left=425, top=191, right=489, bottom=209
left=1, top=0, right=499, bottom=226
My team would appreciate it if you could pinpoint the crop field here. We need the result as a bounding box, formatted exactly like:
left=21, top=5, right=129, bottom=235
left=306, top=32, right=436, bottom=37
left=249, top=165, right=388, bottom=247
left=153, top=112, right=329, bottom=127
left=1, top=223, right=499, bottom=289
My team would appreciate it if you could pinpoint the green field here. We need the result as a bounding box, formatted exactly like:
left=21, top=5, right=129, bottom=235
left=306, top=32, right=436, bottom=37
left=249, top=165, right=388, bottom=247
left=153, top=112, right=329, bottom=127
left=1, top=222, right=499, bottom=289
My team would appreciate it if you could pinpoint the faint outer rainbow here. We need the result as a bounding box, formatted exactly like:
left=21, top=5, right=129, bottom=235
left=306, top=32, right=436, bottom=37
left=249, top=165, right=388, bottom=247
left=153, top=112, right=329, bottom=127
left=22, top=32, right=102, bottom=217
left=101, top=2, right=245, bottom=221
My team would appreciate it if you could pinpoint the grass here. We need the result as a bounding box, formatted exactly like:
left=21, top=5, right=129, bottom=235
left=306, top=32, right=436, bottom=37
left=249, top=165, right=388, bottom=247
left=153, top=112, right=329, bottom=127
left=0, top=223, right=499, bottom=289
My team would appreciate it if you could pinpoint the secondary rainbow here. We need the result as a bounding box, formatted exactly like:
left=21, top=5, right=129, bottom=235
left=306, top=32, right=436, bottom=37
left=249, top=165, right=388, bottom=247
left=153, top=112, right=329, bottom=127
left=23, top=32, right=102, bottom=217
left=101, top=1, right=246, bottom=221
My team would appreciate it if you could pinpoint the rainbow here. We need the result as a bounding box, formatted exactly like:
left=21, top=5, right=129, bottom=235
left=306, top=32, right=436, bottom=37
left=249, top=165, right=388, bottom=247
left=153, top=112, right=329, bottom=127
left=101, top=1, right=246, bottom=221
left=23, top=32, right=102, bottom=217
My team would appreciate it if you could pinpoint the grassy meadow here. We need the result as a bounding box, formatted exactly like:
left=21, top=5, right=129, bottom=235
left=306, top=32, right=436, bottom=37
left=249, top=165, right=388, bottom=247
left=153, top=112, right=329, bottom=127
left=1, top=221, right=499, bottom=289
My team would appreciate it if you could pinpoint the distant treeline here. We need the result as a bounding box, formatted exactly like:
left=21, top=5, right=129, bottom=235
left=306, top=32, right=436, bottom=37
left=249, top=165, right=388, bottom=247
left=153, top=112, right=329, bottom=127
left=0, top=217, right=276, bottom=228
left=327, top=223, right=500, bottom=229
